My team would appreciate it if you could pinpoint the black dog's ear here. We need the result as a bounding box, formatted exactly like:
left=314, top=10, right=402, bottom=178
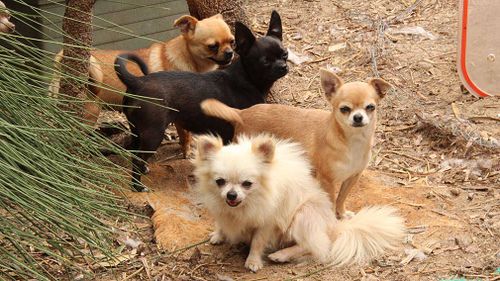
left=266, top=10, right=282, bottom=41
left=235, top=22, right=255, bottom=55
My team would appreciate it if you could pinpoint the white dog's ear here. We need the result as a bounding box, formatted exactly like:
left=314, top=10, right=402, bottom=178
left=196, top=135, right=222, bottom=160
left=251, top=135, right=275, bottom=163
left=319, top=68, right=343, bottom=101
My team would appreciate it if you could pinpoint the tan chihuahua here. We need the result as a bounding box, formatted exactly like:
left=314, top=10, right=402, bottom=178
left=50, top=14, right=234, bottom=126
left=201, top=69, right=391, bottom=218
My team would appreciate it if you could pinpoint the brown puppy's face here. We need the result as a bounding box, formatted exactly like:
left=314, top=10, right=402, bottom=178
left=320, top=69, right=391, bottom=129
left=0, top=2, right=15, bottom=33
left=174, top=14, right=235, bottom=66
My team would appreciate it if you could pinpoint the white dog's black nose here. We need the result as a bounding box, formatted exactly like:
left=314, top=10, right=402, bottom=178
left=227, top=190, right=238, bottom=200
left=353, top=114, right=363, bottom=123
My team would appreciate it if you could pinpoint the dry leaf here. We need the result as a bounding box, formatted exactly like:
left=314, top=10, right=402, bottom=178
left=95, top=249, right=137, bottom=268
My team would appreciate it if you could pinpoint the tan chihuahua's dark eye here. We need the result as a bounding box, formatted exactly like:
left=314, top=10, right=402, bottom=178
left=241, top=181, right=253, bottom=189
left=229, top=39, right=235, bottom=46
left=340, top=106, right=351, bottom=113
left=366, top=104, right=376, bottom=111
left=215, top=178, right=226, bottom=187
left=208, top=43, right=219, bottom=52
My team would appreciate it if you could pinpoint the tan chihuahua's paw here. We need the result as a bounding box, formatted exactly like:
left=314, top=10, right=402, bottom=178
left=336, top=208, right=354, bottom=220
left=209, top=231, right=224, bottom=245
left=341, top=210, right=355, bottom=220
left=268, top=251, right=291, bottom=263
left=245, top=256, right=263, bottom=272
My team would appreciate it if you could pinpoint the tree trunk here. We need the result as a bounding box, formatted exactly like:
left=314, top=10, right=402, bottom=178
left=186, top=0, right=249, bottom=32
left=59, top=0, right=95, bottom=118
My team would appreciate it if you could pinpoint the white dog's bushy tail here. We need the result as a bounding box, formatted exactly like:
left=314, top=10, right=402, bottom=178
left=329, top=206, right=406, bottom=266
left=201, top=99, right=243, bottom=125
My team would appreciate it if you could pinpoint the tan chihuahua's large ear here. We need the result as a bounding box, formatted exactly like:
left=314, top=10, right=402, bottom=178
left=319, top=68, right=343, bottom=100
left=195, top=135, right=223, bottom=160
left=369, top=78, right=392, bottom=98
left=174, top=15, right=198, bottom=33
left=251, top=135, right=276, bottom=164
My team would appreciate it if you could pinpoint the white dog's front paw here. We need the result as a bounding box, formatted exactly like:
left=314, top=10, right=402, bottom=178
left=209, top=231, right=224, bottom=245
left=245, top=256, right=263, bottom=272
left=268, top=251, right=290, bottom=263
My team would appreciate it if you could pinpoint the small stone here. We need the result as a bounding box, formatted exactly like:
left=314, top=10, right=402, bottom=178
left=467, top=192, right=474, bottom=200
left=217, top=274, right=234, bottom=281
left=328, top=42, right=347, bottom=52
left=455, top=235, right=472, bottom=250
left=361, top=274, right=379, bottom=281
left=450, top=188, right=461, bottom=196
left=348, top=267, right=359, bottom=278
left=418, top=61, right=433, bottom=70
left=292, top=33, right=302, bottom=40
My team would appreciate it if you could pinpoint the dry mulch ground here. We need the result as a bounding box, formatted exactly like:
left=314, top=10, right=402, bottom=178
left=91, top=0, right=499, bottom=280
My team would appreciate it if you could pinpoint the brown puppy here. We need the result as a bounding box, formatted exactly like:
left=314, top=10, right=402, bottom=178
left=0, top=1, right=15, bottom=33
left=201, top=69, right=391, bottom=219
left=50, top=14, right=234, bottom=126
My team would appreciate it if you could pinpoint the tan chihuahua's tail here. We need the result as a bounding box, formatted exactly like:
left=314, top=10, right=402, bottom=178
left=201, top=99, right=244, bottom=125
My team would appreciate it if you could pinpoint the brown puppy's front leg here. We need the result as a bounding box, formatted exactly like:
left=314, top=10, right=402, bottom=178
left=336, top=173, right=361, bottom=219
left=174, top=122, right=191, bottom=158
left=83, top=101, right=100, bottom=128
left=245, top=227, right=271, bottom=272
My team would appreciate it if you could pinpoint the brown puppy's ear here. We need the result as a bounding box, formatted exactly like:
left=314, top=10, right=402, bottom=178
left=210, top=13, right=224, bottom=20
left=235, top=22, right=255, bottom=55
left=251, top=135, right=276, bottom=164
left=174, top=15, right=198, bottom=33
left=266, top=10, right=282, bottom=41
left=319, top=68, right=344, bottom=100
left=369, top=78, right=392, bottom=98
left=195, top=135, right=223, bottom=160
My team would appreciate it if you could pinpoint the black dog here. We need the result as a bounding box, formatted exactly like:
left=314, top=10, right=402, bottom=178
left=115, top=11, right=288, bottom=191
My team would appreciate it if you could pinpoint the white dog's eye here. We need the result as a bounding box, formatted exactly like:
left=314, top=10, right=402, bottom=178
left=241, top=180, right=253, bottom=189
left=215, top=178, right=226, bottom=187
left=366, top=104, right=376, bottom=111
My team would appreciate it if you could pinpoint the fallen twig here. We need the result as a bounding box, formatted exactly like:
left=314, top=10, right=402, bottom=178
left=285, top=264, right=334, bottom=281
left=169, top=238, right=210, bottom=255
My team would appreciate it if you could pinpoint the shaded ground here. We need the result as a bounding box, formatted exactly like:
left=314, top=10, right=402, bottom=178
left=93, top=0, right=499, bottom=280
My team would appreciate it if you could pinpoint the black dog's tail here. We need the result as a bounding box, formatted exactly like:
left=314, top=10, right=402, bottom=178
left=114, top=53, right=149, bottom=90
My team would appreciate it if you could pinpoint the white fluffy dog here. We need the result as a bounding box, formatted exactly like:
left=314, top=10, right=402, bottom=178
left=192, top=134, right=406, bottom=272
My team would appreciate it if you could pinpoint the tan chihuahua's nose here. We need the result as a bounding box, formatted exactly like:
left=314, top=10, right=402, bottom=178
left=353, top=114, right=363, bottom=123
